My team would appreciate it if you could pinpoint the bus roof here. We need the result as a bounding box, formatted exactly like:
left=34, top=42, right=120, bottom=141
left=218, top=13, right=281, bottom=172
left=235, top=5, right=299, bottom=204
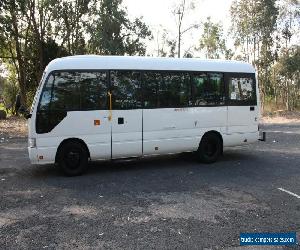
left=45, top=55, right=256, bottom=73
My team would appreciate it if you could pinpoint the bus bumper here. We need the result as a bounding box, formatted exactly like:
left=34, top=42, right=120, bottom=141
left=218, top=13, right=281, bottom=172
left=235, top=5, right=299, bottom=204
left=258, top=131, right=266, bottom=141
left=28, top=147, right=39, bottom=164
left=28, top=146, right=57, bottom=165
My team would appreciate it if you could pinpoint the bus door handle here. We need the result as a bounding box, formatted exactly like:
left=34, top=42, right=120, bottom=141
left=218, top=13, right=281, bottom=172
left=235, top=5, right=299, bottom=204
left=250, top=106, right=255, bottom=111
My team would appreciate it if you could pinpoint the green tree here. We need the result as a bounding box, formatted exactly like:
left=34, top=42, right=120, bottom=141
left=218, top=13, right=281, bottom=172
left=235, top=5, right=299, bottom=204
left=230, top=0, right=278, bottom=110
left=0, top=0, right=152, bottom=110
left=197, top=17, right=226, bottom=59
left=27, top=0, right=60, bottom=79
left=54, top=0, right=90, bottom=55
left=277, top=0, right=300, bottom=49
left=0, top=0, right=30, bottom=107
left=272, top=45, right=300, bottom=110
left=87, top=0, right=152, bottom=55
left=0, top=0, right=61, bottom=108
left=1, top=65, right=20, bottom=114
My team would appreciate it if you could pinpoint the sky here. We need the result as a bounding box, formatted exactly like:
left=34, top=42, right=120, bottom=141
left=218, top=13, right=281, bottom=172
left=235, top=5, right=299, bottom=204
left=123, top=0, right=234, bottom=57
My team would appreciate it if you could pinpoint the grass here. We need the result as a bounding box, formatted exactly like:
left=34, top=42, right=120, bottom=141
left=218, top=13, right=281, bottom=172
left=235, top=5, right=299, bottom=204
left=0, top=103, right=15, bottom=116
left=0, top=103, right=5, bottom=110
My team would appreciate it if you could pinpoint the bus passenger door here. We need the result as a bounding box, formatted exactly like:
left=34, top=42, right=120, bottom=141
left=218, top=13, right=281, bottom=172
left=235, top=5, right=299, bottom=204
left=110, top=71, right=143, bottom=159
left=111, top=110, right=143, bottom=158
left=227, top=74, right=258, bottom=134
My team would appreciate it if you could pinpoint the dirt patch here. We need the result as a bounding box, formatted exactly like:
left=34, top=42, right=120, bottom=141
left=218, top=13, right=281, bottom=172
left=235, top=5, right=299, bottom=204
left=262, top=111, right=300, bottom=124
left=0, top=116, right=27, bottom=138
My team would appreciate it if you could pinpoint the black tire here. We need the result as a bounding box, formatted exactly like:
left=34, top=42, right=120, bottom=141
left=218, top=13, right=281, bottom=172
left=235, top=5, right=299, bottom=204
left=57, top=141, right=89, bottom=176
left=197, top=133, right=222, bottom=163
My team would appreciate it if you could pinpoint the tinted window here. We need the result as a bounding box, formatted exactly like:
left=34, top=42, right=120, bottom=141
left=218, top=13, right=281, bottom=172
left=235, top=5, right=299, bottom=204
left=110, top=71, right=142, bottom=109
left=142, top=72, right=161, bottom=108
left=38, top=74, right=54, bottom=111
left=228, top=76, right=256, bottom=104
left=50, top=72, right=80, bottom=111
left=36, top=74, right=55, bottom=133
left=36, top=71, right=108, bottom=134
left=159, top=72, right=190, bottom=108
left=80, top=72, right=107, bottom=110
left=143, top=71, right=191, bottom=108
left=192, top=73, right=224, bottom=106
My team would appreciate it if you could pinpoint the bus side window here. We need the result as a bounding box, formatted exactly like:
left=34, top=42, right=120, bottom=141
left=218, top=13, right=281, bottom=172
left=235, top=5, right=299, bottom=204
left=142, top=72, right=160, bottom=108
left=50, top=72, right=80, bottom=112
left=110, top=71, right=142, bottom=110
left=36, top=74, right=55, bottom=134
left=228, top=74, right=256, bottom=105
left=192, top=73, right=224, bottom=106
left=160, top=72, right=191, bottom=108
left=209, top=73, right=225, bottom=105
left=36, top=71, right=109, bottom=134
left=37, top=72, right=80, bottom=134
left=192, top=73, right=209, bottom=106
left=38, top=74, right=54, bottom=112
left=80, top=72, right=107, bottom=110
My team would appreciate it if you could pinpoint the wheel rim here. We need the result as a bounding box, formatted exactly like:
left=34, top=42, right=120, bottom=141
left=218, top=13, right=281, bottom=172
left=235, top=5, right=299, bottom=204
left=65, top=148, right=81, bottom=169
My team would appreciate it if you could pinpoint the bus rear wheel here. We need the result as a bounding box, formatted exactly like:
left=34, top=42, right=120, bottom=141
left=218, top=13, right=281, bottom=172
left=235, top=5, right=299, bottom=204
left=57, top=141, right=88, bottom=176
left=197, top=133, right=222, bottom=163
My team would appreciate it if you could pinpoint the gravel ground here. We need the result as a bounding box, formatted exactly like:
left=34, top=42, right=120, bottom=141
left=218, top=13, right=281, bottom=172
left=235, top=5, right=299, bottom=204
left=0, top=122, right=299, bottom=249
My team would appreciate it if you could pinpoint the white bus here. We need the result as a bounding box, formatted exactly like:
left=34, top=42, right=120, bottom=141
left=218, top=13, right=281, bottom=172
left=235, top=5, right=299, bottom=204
left=27, top=55, right=265, bottom=176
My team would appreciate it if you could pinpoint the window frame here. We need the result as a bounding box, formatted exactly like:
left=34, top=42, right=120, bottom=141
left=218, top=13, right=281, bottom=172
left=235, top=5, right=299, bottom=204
left=141, top=70, right=193, bottom=109
left=36, top=70, right=110, bottom=134
left=78, top=71, right=109, bottom=111
left=225, top=72, right=257, bottom=106
left=190, top=71, right=226, bottom=107
left=37, top=70, right=110, bottom=113
left=109, top=70, right=143, bottom=110
left=36, top=69, right=257, bottom=115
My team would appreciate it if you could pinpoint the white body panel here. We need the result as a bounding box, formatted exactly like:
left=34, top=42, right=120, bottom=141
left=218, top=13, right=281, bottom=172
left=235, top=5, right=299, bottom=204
left=29, top=110, right=112, bottom=164
left=45, top=56, right=255, bottom=74
left=143, top=107, right=227, bottom=155
left=28, top=56, right=260, bottom=165
left=112, top=110, right=142, bottom=158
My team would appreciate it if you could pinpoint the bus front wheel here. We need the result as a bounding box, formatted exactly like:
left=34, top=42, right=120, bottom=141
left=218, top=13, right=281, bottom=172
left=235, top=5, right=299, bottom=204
left=197, top=133, right=222, bottom=163
left=57, top=141, right=88, bottom=176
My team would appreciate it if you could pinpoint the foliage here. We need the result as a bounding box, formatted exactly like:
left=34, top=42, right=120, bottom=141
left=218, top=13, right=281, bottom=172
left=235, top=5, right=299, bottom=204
left=1, top=69, right=19, bottom=114
left=0, top=0, right=152, bottom=111
left=87, top=0, right=152, bottom=55
left=0, top=0, right=299, bottom=113
left=54, top=0, right=90, bottom=55
left=271, top=45, right=300, bottom=110
left=277, top=0, right=300, bottom=48
left=231, top=0, right=279, bottom=111
left=198, top=17, right=227, bottom=59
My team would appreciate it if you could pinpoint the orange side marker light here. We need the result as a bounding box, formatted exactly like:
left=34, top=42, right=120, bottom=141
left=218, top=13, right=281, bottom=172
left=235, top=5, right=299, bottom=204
left=94, top=119, right=101, bottom=126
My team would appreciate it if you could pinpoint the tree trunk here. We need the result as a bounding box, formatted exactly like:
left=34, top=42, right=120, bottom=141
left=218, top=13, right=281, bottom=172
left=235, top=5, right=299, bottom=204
left=10, top=6, right=27, bottom=108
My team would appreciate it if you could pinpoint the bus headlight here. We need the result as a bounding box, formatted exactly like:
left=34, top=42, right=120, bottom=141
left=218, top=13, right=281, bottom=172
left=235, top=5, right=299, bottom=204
left=28, top=138, right=36, bottom=148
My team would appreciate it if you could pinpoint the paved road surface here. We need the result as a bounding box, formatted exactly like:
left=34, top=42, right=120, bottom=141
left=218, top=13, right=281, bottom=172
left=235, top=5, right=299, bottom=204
left=0, top=123, right=299, bottom=249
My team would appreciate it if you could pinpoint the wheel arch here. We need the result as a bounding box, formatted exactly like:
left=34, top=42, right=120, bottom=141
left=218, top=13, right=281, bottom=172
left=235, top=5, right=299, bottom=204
left=55, top=138, right=91, bottom=163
